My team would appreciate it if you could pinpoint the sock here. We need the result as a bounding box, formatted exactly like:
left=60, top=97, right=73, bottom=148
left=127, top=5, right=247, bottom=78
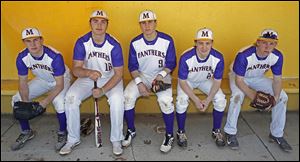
left=19, top=119, right=30, bottom=132
left=124, top=108, right=135, bottom=131
left=176, top=111, right=186, bottom=132
left=56, top=112, right=67, bottom=132
left=162, top=112, right=174, bottom=135
left=213, top=109, right=224, bottom=130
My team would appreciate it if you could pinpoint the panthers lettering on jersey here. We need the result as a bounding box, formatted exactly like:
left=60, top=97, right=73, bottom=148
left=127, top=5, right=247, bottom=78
left=233, top=46, right=283, bottom=78
left=128, top=31, right=176, bottom=77
left=16, top=46, right=67, bottom=82
left=178, top=47, right=224, bottom=82
left=73, top=32, right=123, bottom=79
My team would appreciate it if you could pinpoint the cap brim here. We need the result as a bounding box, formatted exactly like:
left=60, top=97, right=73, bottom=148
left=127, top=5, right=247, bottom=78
left=90, top=16, right=109, bottom=20
left=139, top=19, right=156, bottom=22
left=194, top=38, right=213, bottom=41
left=257, top=38, right=278, bottom=42
left=22, top=36, right=42, bottom=40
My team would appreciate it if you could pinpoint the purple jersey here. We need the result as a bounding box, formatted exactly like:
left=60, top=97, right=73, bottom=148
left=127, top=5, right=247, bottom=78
left=16, top=46, right=67, bottom=82
left=73, top=32, right=123, bottom=79
left=178, top=47, right=224, bottom=82
left=233, top=45, right=283, bottom=77
left=128, top=31, right=176, bottom=77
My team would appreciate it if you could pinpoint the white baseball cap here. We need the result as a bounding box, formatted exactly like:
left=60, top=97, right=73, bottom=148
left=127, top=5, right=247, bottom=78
left=21, top=27, right=42, bottom=40
left=139, top=10, right=157, bottom=22
left=258, top=29, right=278, bottom=41
left=195, top=28, right=213, bottom=41
left=90, top=10, right=109, bottom=20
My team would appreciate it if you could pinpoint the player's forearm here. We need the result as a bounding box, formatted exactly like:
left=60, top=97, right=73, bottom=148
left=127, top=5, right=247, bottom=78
left=73, top=67, right=92, bottom=78
left=130, top=70, right=140, bottom=79
left=207, top=79, right=222, bottom=101
left=18, top=78, right=29, bottom=102
left=179, top=80, right=198, bottom=102
left=272, top=77, right=282, bottom=101
left=236, top=78, right=256, bottom=100
left=102, top=67, right=123, bottom=93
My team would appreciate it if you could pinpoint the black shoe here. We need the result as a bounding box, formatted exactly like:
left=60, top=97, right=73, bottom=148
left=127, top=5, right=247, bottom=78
left=176, top=130, right=187, bottom=148
left=225, top=133, right=239, bottom=150
left=55, top=131, right=67, bottom=151
left=269, top=134, right=292, bottom=152
left=212, top=129, right=225, bottom=147
left=11, top=129, right=35, bottom=151
left=121, top=129, right=136, bottom=147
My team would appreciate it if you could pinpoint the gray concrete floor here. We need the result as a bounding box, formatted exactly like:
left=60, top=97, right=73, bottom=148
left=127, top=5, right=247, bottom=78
left=1, top=111, right=299, bottom=161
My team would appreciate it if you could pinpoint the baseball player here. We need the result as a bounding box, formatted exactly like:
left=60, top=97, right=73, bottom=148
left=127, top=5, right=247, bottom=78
left=122, top=10, right=177, bottom=153
left=59, top=10, right=125, bottom=156
left=11, top=27, right=71, bottom=151
left=223, top=29, right=293, bottom=152
left=176, top=28, right=227, bottom=148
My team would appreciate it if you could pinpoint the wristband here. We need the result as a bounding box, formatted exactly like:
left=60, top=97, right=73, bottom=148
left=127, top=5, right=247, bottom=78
left=101, top=88, right=105, bottom=95
left=134, top=77, right=143, bottom=85
left=158, top=70, right=167, bottom=78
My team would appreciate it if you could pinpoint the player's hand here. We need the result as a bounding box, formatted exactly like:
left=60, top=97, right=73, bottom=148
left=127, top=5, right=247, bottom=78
left=92, top=88, right=105, bottom=98
left=193, top=98, right=205, bottom=111
left=137, top=83, right=151, bottom=97
left=201, top=98, right=212, bottom=112
left=155, top=74, right=163, bottom=81
left=88, top=70, right=102, bottom=81
left=39, top=99, right=48, bottom=108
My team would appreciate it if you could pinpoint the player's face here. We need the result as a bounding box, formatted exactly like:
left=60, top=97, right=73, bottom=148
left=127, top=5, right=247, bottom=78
left=90, top=17, right=108, bottom=36
left=256, top=40, right=277, bottom=55
left=139, top=20, right=157, bottom=36
left=195, top=40, right=213, bottom=56
left=23, top=37, right=43, bottom=55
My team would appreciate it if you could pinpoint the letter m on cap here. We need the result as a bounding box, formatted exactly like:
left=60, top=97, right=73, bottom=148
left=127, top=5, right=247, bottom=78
left=96, top=10, right=103, bottom=16
left=143, top=13, right=150, bottom=19
left=26, top=29, right=34, bottom=36
left=201, top=31, right=209, bottom=37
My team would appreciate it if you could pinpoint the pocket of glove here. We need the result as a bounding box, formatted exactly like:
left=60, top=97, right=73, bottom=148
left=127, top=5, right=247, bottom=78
left=13, top=101, right=46, bottom=120
left=151, top=80, right=172, bottom=93
left=250, top=91, right=276, bottom=111
left=80, top=117, right=94, bottom=136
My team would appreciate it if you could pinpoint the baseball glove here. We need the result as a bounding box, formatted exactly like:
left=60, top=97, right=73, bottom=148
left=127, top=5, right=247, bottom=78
left=13, top=101, right=46, bottom=120
left=250, top=91, right=276, bottom=111
left=151, top=80, right=172, bottom=93
left=80, top=117, right=94, bottom=136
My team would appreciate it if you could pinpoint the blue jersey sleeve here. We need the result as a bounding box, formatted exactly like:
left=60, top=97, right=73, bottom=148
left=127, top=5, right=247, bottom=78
left=51, top=54, right=66, bottom=76
left=128, top=43, right=139, bottom=72
left=16, top=55, right=28, bottom=76
left=178, top=56, right=189, bottom=80
left=73, top=39, right=86, bottom=61
left=233, top=53, right=248, bottom=76
left=165, top=39, right=177, bottom=71
left=271, top=53, right=283, bottom=75
left=111, top=43, right=124, bottom=67
left=214, top=56, right=224, bottom=80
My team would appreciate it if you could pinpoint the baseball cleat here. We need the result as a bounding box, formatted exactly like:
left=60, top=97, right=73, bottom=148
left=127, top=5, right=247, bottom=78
left=122, top=129, right=136, bottom=147
left=160, top=134, right=174, bottom=153
left=59, top=141, right=81, bottom=155
left=212, top=129, right=225, bottom=147
left=112, top=141, right=123, bottom=156
left=225, top=133, right=239, bottom=150
left=269, top=133, right=292, bottom=152
left=176, top=130, right=187, bottom=148
left=55, top=131, right=67, bottom=151
left=11, top=129, right=35, bottom=151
